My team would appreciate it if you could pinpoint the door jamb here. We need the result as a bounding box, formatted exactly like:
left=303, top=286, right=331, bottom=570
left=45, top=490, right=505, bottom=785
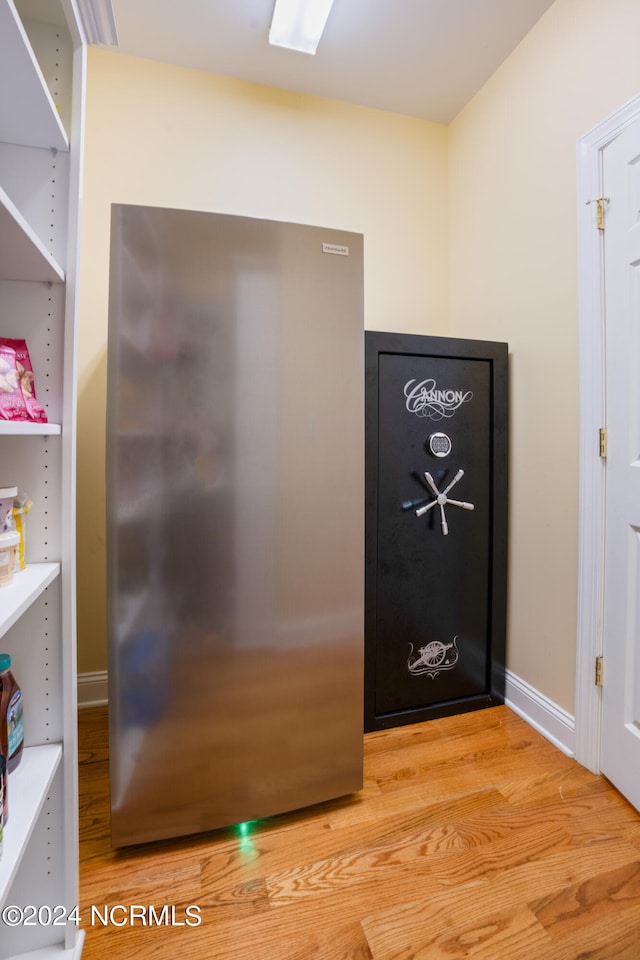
left=575, top=92, right=640, bottom=772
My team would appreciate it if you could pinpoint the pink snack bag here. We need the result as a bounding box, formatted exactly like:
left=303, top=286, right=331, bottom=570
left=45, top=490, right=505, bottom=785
left=0, top=339, right=47, bottom=422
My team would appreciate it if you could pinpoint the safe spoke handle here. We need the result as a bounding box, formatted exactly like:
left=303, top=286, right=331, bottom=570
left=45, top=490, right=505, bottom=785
left=411, top=469, right=475, bottom=535
left=415, top=499, right=437, bottom=518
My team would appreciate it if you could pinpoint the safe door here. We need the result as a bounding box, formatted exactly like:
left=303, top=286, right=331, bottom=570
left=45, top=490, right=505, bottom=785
left=365, top=332, right=508, bottom=731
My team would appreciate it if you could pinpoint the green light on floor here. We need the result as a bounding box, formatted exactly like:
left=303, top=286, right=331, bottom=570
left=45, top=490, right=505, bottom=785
left=236, top=819, right=262, bottom=836
left=235, top=820, right=258, bottom=857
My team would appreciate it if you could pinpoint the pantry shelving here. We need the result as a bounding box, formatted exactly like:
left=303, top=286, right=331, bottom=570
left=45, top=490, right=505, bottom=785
left=0, top=0, right=69, bottom=152
left=0, top=563, right=60, bottom=641
left=0, top=423, right=62, bottom=436
left=0, top=185, right=65, bottom=283
left=0, top=0, right=85, bottom=958
left=0, top=744, right=62, bottom=904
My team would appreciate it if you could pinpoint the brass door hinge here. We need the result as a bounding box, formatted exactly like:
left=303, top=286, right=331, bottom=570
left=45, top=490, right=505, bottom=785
left=586, top=197, right=609, bottom=231
left=595, top=656, right=604, bottom=687
left=599, top=428, right=607, bottom=458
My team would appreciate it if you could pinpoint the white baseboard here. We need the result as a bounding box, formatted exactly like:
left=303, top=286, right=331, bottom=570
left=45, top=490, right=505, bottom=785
left=505, top=669, right=575, bottom=757
left=77, top=670, right=108, bottom=708
left=76, top=667, right=577, bottom=758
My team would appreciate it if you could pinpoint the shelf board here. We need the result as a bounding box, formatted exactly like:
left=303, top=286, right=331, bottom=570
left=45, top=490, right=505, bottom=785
left=0, top=0, right=68, bottom=152
left=0, top=422, right=61, bottom=436
left=0, top=743, right=62, bottom=906
left=5, top=931, right=86, bottom=960
left=0, top=562, right=60, bottom=640
left=0, top=185, right=64, bottom=283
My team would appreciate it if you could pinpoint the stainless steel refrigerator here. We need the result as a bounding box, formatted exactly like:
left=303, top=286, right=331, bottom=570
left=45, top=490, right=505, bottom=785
left=106, top=205, right=364, bottom=847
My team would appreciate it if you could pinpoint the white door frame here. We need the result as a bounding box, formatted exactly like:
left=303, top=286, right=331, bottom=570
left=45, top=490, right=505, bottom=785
left=575, top=91, right=640, bottom=773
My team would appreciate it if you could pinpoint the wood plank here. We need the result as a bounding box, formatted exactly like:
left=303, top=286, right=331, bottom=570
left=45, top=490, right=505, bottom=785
left=422, top=905, right=551, bottom=960
left=361, top=836, right=639, bottom=955
left=529, top=859, right=640, bottom=940
left=78, top=704, right=109, bottom=764
left=543, top=902, right=640, bottom=960
left=77, top=704, right=640, bottom=960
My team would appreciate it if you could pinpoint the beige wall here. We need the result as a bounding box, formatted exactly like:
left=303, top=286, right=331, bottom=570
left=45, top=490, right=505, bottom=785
left=79, top=3, right=640, bottom=713
left=77, top=50, right=449, bottom=673
left=448, top=0, right=640, bottom=711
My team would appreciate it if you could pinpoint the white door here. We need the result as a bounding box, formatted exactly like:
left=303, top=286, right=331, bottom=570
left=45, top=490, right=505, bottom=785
left=600, top=117, right=640, bottom=809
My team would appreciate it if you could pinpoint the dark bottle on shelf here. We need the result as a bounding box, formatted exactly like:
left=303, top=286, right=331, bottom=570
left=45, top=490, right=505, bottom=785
left=0, top=753, right=9, bottom=836
left=0, top=654, right=24, bottom=774
left=0, top=752, right=6, bottom=839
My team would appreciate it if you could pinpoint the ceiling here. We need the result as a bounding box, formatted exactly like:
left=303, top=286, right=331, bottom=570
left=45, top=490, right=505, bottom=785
left=105, top=0, right=555, bottom=124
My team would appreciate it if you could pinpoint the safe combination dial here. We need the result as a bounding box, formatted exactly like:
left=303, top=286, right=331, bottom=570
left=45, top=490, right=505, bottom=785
left=427, top=432, right=452, bottom=458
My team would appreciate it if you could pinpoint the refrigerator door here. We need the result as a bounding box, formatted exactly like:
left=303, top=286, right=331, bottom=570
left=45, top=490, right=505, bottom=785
left=106, top=206, right=364, bottom=846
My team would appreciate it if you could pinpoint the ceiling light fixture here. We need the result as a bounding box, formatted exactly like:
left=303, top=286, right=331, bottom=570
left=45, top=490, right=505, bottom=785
left=269, top=0, right=336, bottom=55
left=75, top=0, right=119, bottom=46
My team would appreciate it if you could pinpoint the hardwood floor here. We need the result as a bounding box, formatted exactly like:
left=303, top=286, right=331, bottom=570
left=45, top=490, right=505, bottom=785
left=78, top=705, right=640, bottom=959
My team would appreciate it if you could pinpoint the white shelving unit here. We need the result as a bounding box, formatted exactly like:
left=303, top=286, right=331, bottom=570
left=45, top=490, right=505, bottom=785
left=0, top=563, right=61, bottom=640
left=0, top=745, right=62, bottom=901
left=0, top=0, right=85, bottom=958
left=0, top=186, right=65, bottom=283
left=0, top=424, right=61, bottom=436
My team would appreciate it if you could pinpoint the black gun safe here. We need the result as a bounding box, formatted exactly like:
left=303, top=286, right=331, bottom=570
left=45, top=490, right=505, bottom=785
left=365, top=331, right=508, bottom=731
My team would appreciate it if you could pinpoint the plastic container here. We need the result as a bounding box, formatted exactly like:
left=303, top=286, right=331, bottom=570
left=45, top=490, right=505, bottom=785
left=0, top=487, right=17, bottom=534
left=0, top=654, right=23, bottom=773
left=12, top=493, right=32, bottom=573
left=0, top=532, right=19, bottom=587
